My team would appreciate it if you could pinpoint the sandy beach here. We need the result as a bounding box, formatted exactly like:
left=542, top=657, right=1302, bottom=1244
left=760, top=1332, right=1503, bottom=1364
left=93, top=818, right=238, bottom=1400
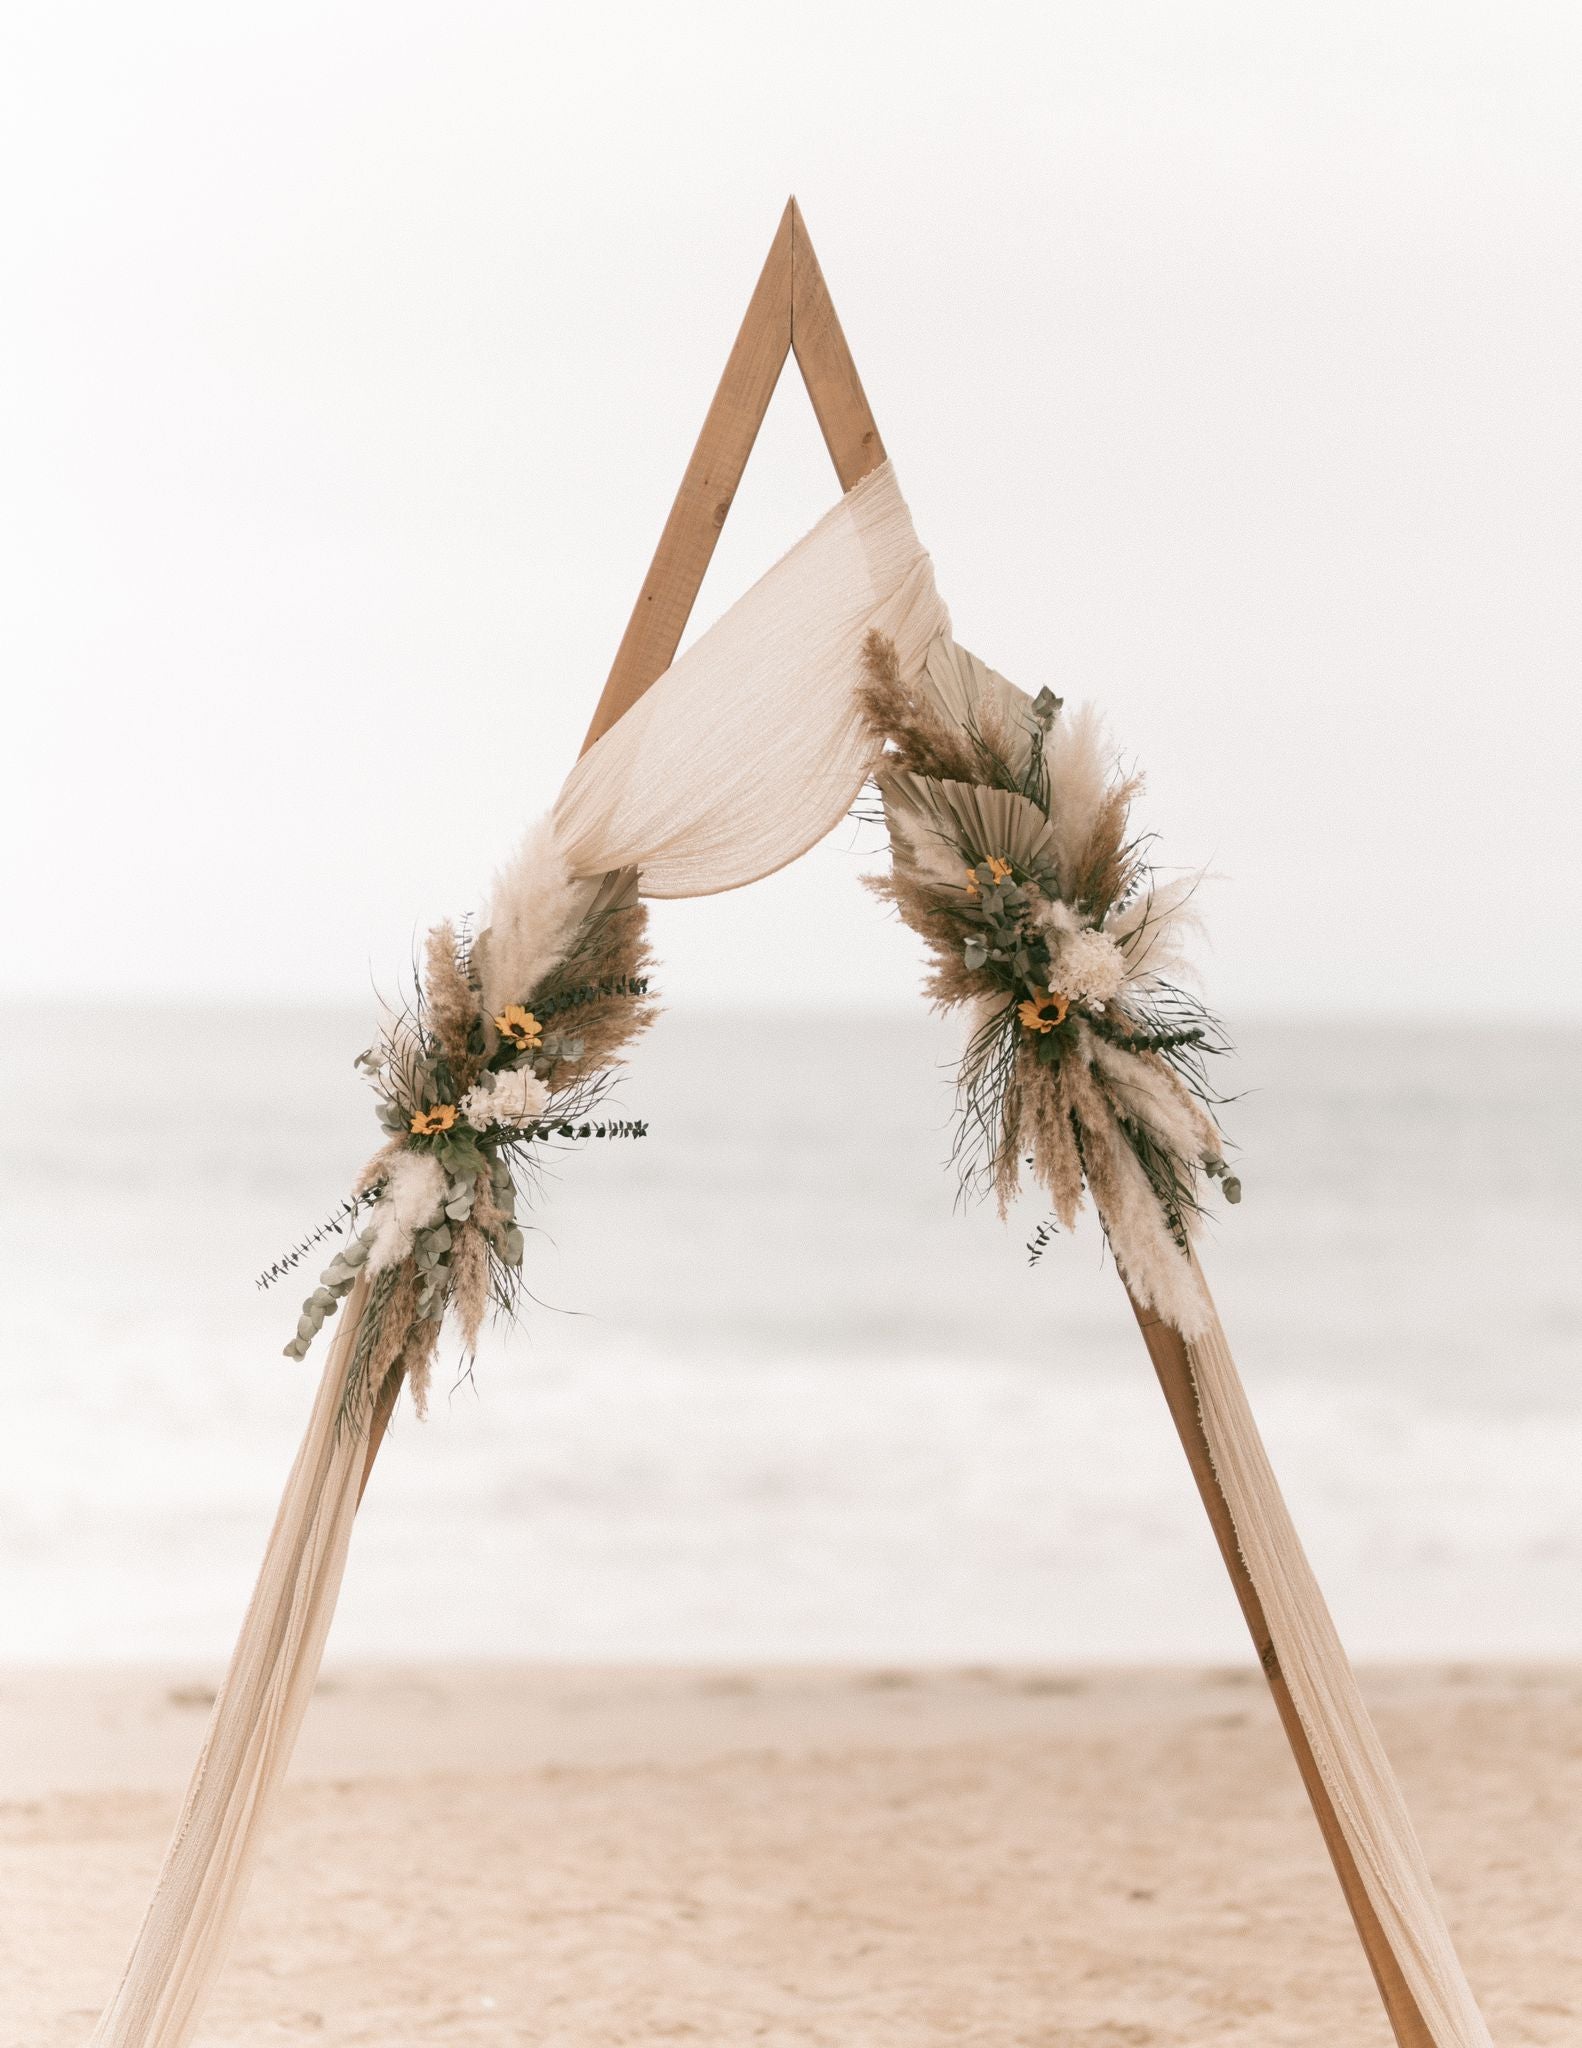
left=6, top=1661, right=1576, bottom=2045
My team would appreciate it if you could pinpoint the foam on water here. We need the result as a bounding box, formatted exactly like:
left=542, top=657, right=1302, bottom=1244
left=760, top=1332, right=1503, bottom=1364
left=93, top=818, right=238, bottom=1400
left=2, top=1007, right=1577, bottom=1662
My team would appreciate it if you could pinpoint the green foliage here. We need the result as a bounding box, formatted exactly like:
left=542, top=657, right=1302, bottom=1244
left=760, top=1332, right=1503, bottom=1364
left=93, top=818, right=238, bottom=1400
left=532, top=976, right=650, bottom=1021
left=1025, top=1213, right=1060, bottom=1266
left=282, top=1225, right=371, bottom=1362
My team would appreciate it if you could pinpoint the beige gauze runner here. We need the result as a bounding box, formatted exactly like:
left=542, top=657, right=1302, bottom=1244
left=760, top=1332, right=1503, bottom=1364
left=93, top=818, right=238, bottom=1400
left=86, top=460, right=1491, bottom=2047
left=1188, top=1292, right=1494, bottom=2045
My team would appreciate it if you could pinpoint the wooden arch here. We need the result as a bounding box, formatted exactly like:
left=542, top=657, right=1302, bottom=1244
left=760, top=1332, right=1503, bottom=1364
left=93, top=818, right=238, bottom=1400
left=369, top=197, right=1434, bottom=2048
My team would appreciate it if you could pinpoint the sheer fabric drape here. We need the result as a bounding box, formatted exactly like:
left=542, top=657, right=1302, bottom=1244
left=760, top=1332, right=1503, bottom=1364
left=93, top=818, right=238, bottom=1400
left=554, top=461, right=947, bottom=896
left=87, top=1277, right=373, bottom=2047
left=1189, top=1299, right=1494, bottom=2045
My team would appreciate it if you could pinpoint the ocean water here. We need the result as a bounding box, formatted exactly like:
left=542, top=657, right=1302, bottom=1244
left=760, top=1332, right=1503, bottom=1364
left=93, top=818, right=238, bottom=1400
left=1, top=1006, right=1577, bottom=1665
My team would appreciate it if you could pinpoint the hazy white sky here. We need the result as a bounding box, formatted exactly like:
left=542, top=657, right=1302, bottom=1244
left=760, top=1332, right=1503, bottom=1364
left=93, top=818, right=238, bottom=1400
left=3, top=2, right=1578, bottom=1015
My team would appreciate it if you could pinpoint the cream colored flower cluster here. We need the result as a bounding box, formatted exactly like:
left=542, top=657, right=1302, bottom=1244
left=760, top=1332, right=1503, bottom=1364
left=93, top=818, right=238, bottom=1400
left=1047, top=925, right=1127, bottom=1008
left=460, top=1067, right=550, bottom=1131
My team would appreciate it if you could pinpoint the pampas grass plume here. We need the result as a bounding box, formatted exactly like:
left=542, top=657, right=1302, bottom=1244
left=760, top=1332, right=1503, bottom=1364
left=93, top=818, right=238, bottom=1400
left=479, top=814, right=586, bottom=1017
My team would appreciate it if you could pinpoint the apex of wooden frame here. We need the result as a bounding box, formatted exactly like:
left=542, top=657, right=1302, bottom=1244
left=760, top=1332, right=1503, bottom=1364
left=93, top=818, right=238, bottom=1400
left=580, top=198, right=887, bottom=753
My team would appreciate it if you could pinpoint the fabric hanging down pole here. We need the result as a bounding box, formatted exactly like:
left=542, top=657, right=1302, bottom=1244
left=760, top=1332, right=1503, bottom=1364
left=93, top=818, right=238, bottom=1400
left=85, top=199, right=1495, bottom=2048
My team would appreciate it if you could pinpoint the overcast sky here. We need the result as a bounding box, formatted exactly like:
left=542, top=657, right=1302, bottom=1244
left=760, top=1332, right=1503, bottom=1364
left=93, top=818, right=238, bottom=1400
left=2, top=3, right=1578, bottom=1016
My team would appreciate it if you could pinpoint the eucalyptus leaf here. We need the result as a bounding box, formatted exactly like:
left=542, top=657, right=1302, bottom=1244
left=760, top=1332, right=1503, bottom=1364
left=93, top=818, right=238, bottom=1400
left=1031, top=686, right=1062, bottom=728
left=436, top=1131, right=489, bottom=1179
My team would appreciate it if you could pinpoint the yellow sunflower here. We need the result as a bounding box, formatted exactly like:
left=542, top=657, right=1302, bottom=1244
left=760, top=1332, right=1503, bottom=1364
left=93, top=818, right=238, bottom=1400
left=964, top=853, right=1014, bottom=897
left=1017, top=988, right=1070, bottom=1034
left=410, top=1104, right=458, bottom=1135
left=494, top=1004, right=544, bottom=1049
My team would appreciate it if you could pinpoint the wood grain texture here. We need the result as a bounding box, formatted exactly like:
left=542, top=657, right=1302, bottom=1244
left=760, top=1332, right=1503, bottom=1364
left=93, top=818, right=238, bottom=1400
left=579, top=196, right=888, bottom=755
left=1128, top=1293, right=1436, bottom=2048
left=789, top=197, right=887, bottom=490
left=577, top=202, right=795, bottom=754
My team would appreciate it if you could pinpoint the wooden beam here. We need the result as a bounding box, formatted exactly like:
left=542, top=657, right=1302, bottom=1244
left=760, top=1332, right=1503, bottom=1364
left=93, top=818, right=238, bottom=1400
left=578, top=202, right=795, bottom=754
left=789, top=196, right=887, bottom=490
left=1128, top=1296, right=1435, bottom=2047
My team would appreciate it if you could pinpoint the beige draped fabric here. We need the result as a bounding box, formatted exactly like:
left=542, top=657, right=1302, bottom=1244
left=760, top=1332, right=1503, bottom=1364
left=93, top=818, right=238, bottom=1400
left=555, top=460, right=947, bottom=896
left=1189, top=1298, right=1494, bottom=2045
left=88, top=1277, right=373, bottom=2048
left=86, top=460, right=1492, bottom=2047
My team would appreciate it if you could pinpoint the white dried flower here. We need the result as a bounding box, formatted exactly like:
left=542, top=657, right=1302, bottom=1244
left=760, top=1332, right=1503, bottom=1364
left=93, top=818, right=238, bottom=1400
left=365, top=1151, right=447, bottom=1274
left=461, top=1068, right=549, bottom=1131
left=1049, top=926, right=1127, bottom=1007
left=1035, top=898, right=1079, bottom=941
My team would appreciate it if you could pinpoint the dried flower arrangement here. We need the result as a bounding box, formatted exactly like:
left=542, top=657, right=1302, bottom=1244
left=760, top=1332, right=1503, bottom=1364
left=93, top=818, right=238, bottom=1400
left=271, top=627, right=1234, bottom=1407
left=858, top=629, right=1239, bottom=1335
left=275, top=837, right=656, bottom=1424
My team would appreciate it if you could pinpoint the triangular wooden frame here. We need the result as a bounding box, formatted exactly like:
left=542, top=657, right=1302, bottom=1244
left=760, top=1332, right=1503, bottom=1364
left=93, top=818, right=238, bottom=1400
left=370, top=198, right=1436, bottom=2045
left=579, top=197, right=885, bottom=754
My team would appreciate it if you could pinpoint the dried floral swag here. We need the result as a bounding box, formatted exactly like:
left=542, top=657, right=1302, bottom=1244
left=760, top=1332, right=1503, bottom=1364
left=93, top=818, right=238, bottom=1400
left=276, top=626, right=1236, bottom=1419
left=858, top=630, right=1239, bottom=1335
left=278, top=854, right=656, bottom=1425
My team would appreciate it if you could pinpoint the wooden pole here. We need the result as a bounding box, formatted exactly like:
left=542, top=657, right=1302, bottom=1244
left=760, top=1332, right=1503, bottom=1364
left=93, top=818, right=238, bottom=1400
left=359, top=200, right=1433, bottom=2043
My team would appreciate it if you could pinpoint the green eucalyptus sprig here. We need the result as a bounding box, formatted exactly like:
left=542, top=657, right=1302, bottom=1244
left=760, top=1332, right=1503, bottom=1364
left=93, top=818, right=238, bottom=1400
left=284, top=1227, right=372, bottom=1361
